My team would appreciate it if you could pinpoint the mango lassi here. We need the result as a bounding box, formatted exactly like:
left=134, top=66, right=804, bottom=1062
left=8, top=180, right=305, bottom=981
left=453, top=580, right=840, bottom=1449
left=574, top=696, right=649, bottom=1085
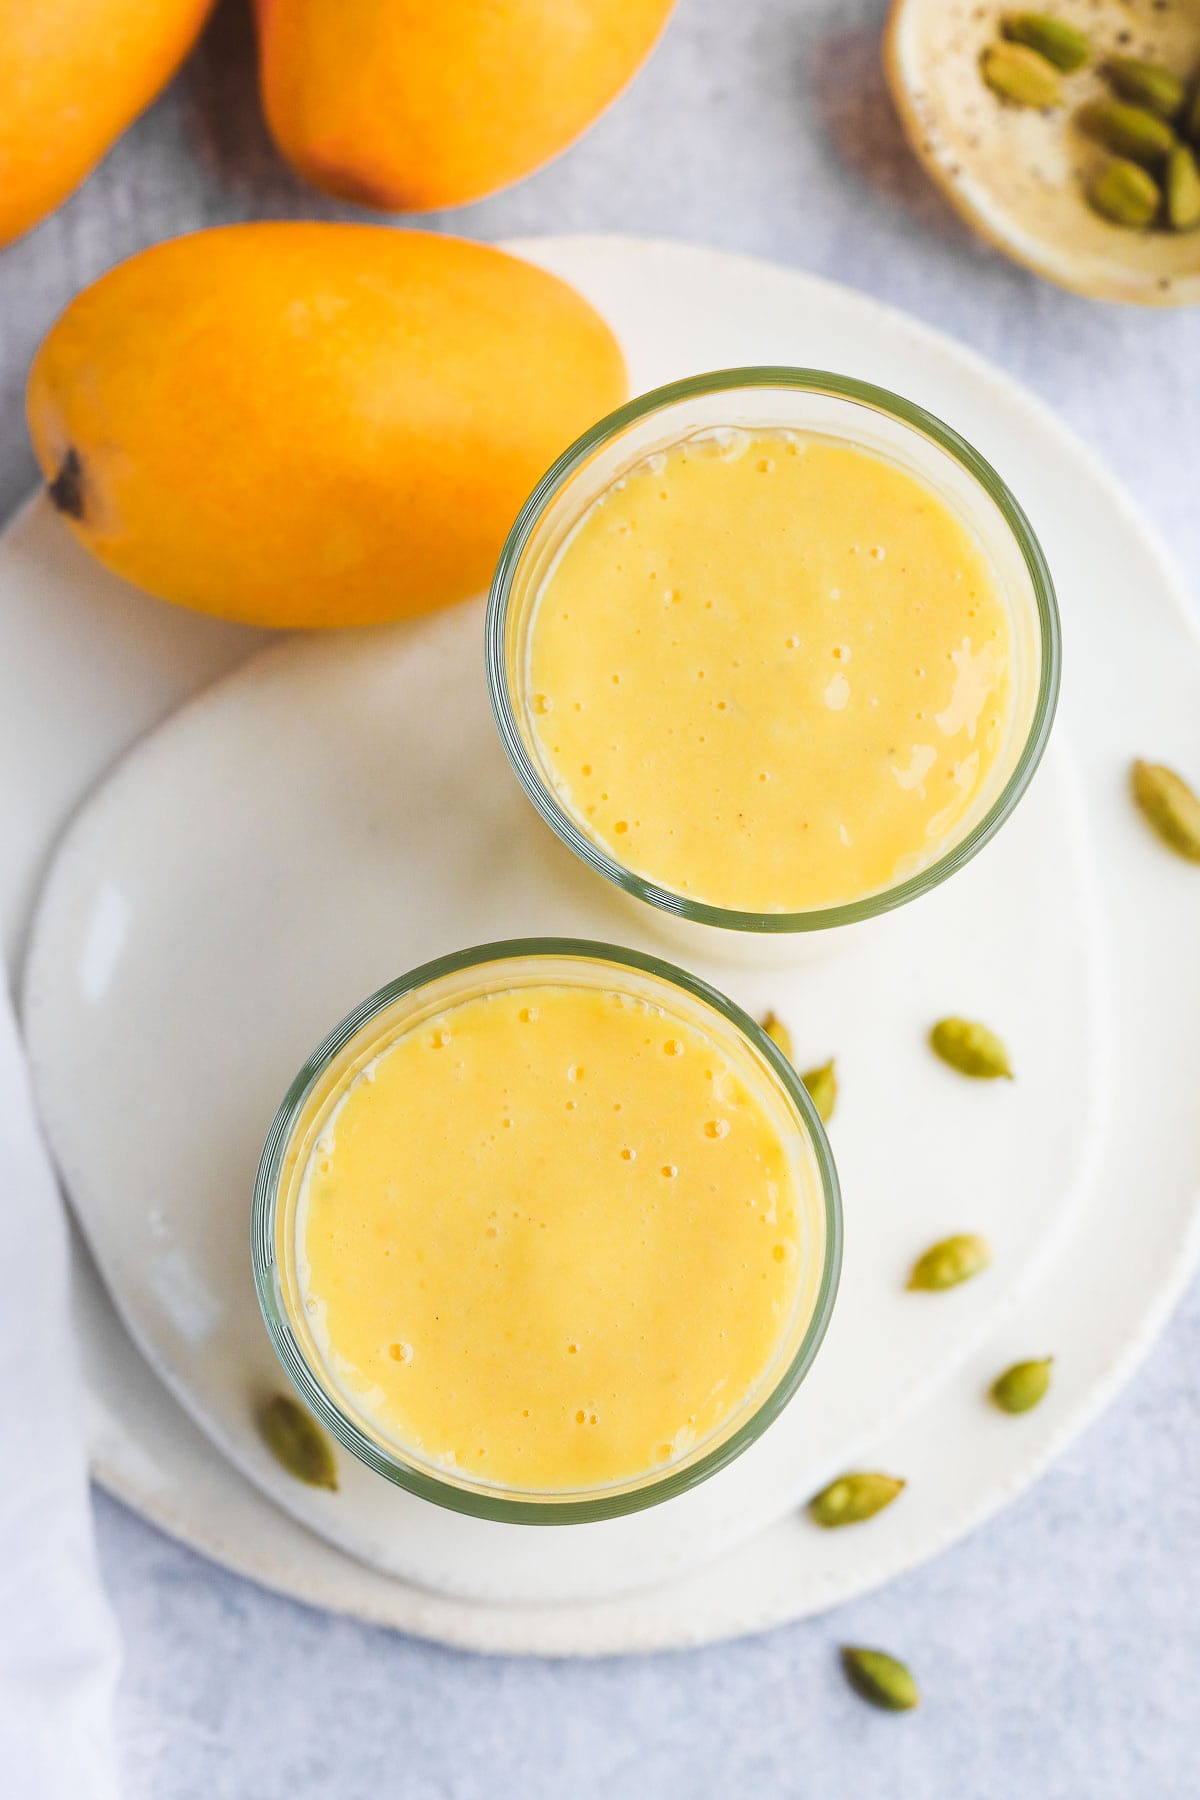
left=286, top=966, right=828, bottom=1496
left=523, top=429, right=1015, bottom=915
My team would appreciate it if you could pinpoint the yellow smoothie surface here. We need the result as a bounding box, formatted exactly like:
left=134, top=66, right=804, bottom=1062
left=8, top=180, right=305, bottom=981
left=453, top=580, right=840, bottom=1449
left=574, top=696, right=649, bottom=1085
left=295, top=980, right=819, bottom=1492
left=525, top=429, right=1015, bottom=913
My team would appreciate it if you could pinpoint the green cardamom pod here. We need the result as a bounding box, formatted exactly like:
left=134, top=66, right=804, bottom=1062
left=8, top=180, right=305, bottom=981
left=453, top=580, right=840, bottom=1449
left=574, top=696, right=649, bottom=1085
left=760, top=1010, right=794, bottom=1061
left=1166, top=144, right=1200, bottom=230
left=981, top=40, right=1064, bottom=107
left=809, top=1471, right=905, bottom=1527
left=1131, top=759, right=1200, bottom=861
left=841, top=1647, right=920, bottom=1712
left=1078, top=98, right=1175, bottom=165
left=1086, top=156, right=1162, bottom=226
left=259, top=1392, right=339, bottom=1490
left=1106, top=57, right=1186, bottom=120
left=991, top=1357, right=1054, bottom=1413
left=1003, top=13, right=1090, bottom=72
left=908, top=1232, right=993, bottom=1291
left=801, top=1058, right=838, bottom=1124
left=929, top=1017, right=1013, bottom=1079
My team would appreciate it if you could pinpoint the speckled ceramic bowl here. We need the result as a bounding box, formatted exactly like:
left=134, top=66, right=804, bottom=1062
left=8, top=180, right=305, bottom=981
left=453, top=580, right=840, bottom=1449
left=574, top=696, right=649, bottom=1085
left=886, top=0, right=1200, bottom=305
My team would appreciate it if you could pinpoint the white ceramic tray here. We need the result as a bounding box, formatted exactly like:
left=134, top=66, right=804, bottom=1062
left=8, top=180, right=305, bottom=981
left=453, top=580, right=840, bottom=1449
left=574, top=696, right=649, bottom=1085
left=21, top=602, right=1098, bottom=1606
left=6, top=237, right=1200, bottom=1652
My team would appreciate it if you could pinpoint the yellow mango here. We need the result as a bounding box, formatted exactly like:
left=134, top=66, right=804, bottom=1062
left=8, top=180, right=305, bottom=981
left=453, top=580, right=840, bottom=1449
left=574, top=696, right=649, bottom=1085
left=26, top=225, right=628, bottom=629
left=0, top=0, right=213, bottom=249
left=254, top=0, right=678, bottom=211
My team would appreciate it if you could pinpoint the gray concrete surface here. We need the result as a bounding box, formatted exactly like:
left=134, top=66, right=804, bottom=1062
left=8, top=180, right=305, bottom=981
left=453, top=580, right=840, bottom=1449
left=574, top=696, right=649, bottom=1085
left=3, top=2, right=1197, bottom=1794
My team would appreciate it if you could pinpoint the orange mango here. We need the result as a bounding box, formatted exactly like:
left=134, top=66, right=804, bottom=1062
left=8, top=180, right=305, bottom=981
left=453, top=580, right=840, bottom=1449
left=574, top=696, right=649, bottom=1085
left=254, top=0, right=678, bottom=212
left=26, top=224, right=627, bottom=629
left=0, top=0, right=213, bottom=249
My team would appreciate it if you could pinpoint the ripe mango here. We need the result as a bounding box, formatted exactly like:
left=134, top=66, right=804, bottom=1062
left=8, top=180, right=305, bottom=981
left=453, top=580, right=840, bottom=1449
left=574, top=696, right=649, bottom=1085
left=26, top=225, right=628, bottom=629
left=254, top=0, right=678, bottom=211
left=0, top=0, right=213, bottom=249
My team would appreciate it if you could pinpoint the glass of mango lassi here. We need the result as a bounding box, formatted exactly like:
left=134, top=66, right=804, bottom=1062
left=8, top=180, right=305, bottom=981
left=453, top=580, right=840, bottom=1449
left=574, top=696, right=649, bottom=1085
left=487, top=369, right=1060, bottom=940
left=252, top=939, right=841, bottom=1521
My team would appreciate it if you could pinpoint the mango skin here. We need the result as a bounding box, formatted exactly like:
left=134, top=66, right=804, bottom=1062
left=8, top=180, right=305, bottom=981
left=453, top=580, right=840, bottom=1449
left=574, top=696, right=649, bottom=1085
left=26, top=225, right=628, bottom=629
left=254, top=0, right=678, bottom=211
left=0, top=0, right=213, bottom=249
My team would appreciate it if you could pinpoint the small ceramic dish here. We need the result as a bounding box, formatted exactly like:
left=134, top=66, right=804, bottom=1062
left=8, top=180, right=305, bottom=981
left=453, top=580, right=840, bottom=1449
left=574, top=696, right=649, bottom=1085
left=886, top=0, right=1200, bottom=305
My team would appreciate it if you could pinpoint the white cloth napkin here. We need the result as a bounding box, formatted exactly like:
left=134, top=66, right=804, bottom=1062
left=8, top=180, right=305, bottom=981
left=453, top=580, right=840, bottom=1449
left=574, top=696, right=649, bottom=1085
left=0, top=977, right=121, bottom=1798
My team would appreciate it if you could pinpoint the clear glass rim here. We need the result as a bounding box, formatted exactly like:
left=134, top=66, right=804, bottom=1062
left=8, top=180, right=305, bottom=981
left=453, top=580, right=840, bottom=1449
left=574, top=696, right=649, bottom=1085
left=485, top=366, right=1062, bottom=933
left=251, top=936, right=843, bottom=1525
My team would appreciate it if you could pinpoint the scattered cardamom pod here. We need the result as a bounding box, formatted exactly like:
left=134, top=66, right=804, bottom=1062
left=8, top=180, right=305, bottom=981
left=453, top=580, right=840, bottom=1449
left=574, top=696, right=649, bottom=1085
left=801, top=1058, right=838, bottom=1124
left=1087, top=156, right=1162, bottom=226
left=1106, top=57, right=1186, bottom=120
left=1131, top=759, right=1200, bottom=862
left=991, top=1357, right=1054, bottom=1413
left=258, top=1392, right=339, bottom=1490
left=1003, top=13, right=1091, bottom=73
left=841, top=1647, right=920, bottom=1712
left=981, top=40, right=1064, bottom=108
left=929, top=1017, right=1014, bottom=1080
left=908, top=1232, right=993, bottom=1292
left=1166, top=144, right=1200, bottom=229
left=1078, top=98, right=1175, bottom=165
left=809, top=1471, right=905, bottom=1527
left=760, top=1010, right=794, bottom=1061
